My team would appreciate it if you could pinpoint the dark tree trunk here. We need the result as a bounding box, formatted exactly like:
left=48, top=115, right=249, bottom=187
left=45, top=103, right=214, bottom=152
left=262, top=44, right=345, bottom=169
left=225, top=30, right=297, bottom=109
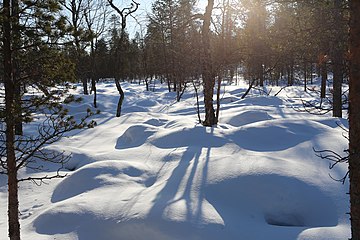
left=115, top=79, right=125, bottom=117
left=91, top=79, right=97, bottom=108
left=259, top=64, right=264, bottom=87
left=3, top=0, right=21, bottom=239
left=192, top=81, right=201, bottom=124
left=310, top=63, right=314, bottom=84
left=287, top=64, right=294, bottom=86
left=201, top=0, right=216, bottom=127
left=304, top=61, right=307, bottom=92
left=176, top=82, right=180, bottom=102
left=316, top=63, right=321, bottom=77
left=12, top=0, right=22, bottom=135
left=332, top=0, right=343, bottom=118
left=290, top=63, right=294, bottom=86
left=167, top=77, right=171, bottom=92
left=333, top=57, right=343, bottom=117
left=145, top=78, right=149, bottom=91
left=14, top=81, right=22, bottom=135
left=320, top=59, right=327, bottom=99
left=242, top=79, right=256, bottom=99
left=83, top=79, right=89, bottom=95
left=349, top=1, right=360, bottom=239
left=215, top=73, right=222, bottom=123
left=89, top=38, right=97, bottom=108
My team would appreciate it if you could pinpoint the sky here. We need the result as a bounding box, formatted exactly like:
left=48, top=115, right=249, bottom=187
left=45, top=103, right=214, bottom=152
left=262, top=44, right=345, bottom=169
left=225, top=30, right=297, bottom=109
left=112, top=0, right=153, bottom=37
left=113, top=0, right=208, bottom=38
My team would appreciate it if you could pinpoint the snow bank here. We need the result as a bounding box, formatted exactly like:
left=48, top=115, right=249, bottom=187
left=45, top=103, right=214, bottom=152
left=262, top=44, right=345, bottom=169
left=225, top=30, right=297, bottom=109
left=0, top=81, right=350, bottom=240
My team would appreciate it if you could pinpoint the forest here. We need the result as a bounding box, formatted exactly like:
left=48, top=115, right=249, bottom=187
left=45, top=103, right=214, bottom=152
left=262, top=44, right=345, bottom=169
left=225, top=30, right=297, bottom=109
left=1, top=0, right=360, bottom=240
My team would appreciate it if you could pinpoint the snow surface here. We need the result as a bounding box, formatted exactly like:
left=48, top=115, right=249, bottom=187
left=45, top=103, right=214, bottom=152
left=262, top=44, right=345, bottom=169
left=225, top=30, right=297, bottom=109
left=0, top=80, right=350, bottom=239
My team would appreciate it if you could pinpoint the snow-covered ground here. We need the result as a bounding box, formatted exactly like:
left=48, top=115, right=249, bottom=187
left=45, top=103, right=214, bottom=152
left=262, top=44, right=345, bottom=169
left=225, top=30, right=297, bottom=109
left=0, top=79, right=350, bottom=239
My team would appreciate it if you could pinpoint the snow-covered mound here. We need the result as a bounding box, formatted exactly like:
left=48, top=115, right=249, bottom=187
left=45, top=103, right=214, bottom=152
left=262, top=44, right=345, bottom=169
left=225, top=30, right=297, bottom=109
left=0, top=81, right=350, bottom=240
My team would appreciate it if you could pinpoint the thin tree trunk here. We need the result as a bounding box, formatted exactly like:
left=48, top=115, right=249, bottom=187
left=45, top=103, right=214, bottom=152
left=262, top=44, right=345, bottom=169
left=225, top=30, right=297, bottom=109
left=192, top=80, right=201, bottom=124
left=215, top=73, right=222, bottom=123
left=90, top=39, right=97, bottom=108
left=311, top=63, right=314, bottom=84
left=92, top=79, right=97, bottom=108
left=333, top=58, right=342, bottom=117
left=316, top=63, right=320, bottom=77
left=145, top=77, right=149, bottom=91
left=115, top=79, right=124, bottom=117
left=176, top=82, right=187, bottom=102
left=320, top=59, right=327, bottom=99
left=14, top=81, right=22, bottom=135
left=332, top=0, right=343, bottom=118
left=242, top=79, right=256, bottom=99
left=3, top=0, right=21, bottom=239
left=259, top=64, right=264, bottom=87
left=349, top=1, right=360, bottom=239
left=290, top=63, right=294, bottom=86
left=83, top=79, right=89, bottom=95
left=166, top=75, right=171, bottom=92
left=304, top=61, right=307, bottom=92
left=287, top=66, right=291, bottom=86
left=7, top=143, right=19, bottom=240
left=12, top=0, right=22, bottom=135
left=201, top=0, right=216, bottom=127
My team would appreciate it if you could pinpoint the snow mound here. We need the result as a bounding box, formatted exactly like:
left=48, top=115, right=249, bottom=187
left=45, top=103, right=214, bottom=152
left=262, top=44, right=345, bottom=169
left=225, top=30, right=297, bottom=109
left=221, top=110, right=273, bottom=127
left=136, top=99, right=158, bottom=107
left=52, top=160, right=150, bottom=203
left=144, top=118, right=167, bottom=127
left=123, top=105, right=147, bottom=113
left=229, top=120, right=323, bottom=151
left=220, top=96, right=242, bottom=104
left=116, top=125, right=156, bottom=149
left=65, top=152, right=97, bottom=171
left=206, top=174, right=337, bottom=228
left=34, top=212, right=217, bottom=240
left=240, top=96, right=284, bottom=106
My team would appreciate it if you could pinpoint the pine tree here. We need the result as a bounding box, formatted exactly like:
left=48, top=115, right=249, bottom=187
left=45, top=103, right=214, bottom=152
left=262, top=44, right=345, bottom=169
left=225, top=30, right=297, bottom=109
left=0, top=1, right=96, bottom=239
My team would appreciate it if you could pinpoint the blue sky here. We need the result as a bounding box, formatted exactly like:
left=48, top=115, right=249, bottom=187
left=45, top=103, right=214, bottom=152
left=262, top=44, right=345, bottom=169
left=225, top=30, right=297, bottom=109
left=113, top=0, right=207, bottom=37
left=111, top=0, right=153, bottom=37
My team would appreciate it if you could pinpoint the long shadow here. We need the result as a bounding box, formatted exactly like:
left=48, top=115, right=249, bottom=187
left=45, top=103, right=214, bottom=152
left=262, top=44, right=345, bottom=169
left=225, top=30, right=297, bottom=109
left=180, top=146, right=202, bottom=222
left=148, top=145, right=202, bottom=220
left=147, top=126, right=227, bottom=240
left=148, top=127, right=221, bottom=225
left=193, top=145, right=211, bottom=225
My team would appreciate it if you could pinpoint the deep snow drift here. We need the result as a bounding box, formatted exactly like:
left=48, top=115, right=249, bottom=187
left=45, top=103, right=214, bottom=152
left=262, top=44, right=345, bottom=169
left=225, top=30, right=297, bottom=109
left=0, top=79, right=350, bottom=239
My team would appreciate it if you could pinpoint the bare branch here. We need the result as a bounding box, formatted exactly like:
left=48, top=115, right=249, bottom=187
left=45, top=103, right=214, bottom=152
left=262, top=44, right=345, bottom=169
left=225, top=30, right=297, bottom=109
left=313, top=147, right=349, bottom=184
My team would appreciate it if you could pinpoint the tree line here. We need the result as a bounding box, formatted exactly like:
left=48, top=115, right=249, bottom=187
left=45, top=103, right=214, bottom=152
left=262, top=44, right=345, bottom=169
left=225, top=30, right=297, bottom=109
left=50, top=0, right=349, bottom=124
left=67, top=0, right=349, bottom=121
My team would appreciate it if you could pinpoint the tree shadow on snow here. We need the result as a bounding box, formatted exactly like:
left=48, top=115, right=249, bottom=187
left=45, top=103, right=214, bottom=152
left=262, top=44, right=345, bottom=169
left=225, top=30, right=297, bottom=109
left=147, top=127, right=224, bottom=238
